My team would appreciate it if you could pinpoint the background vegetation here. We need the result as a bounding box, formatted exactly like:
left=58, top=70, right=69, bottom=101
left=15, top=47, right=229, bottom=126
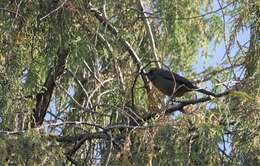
left=0, top=0, right=259, bottom=165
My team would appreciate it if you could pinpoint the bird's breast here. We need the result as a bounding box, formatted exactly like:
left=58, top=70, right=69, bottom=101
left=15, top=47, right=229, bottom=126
left=150, top=77, right=176, bottom=96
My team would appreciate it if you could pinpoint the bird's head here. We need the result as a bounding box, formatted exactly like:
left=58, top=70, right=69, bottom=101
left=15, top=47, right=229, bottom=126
left=144, top=68, right=159, bottom=81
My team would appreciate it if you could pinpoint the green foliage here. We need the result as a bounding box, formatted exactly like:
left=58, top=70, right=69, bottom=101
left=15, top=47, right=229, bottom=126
left=0, top=131, right=64, bottom=165
left=0, top=0, right=259, bottom=165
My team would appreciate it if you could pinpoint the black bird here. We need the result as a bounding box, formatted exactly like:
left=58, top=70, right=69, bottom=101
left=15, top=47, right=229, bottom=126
left=145, top=68, right=216, bottom=97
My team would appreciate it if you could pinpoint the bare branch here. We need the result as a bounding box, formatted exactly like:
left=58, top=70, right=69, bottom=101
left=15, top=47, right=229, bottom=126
left=86, top=78, right=113, bottom=108
left=56, top=132, right=107, bottom=143
left=39, top=0, right=68, bottom=21
left=138, top=0, right=161, bottom=68
left=176, top=1, right=236, bottom=20
left=0, top=7, right=26, bottom=22
left=66, top=69, right=91, bottom=103
left=194, top=63, right=244, bottom=83
left=86, top=3, right=145, bottom=72
left=131, top=1, right=236, bottom=21
left=143, top=90, right=231, bottom=121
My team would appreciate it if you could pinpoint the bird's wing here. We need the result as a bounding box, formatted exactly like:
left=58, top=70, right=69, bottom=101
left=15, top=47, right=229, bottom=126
left=158, top=70, right=196, bottom=89
left=173, top=73, right=196, bottom=88
left=157, top=69, right=175, bottom=80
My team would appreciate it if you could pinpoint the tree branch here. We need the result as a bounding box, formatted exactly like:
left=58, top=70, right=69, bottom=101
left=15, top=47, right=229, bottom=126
left=176, top=1, right=236, bottom=20
left=39, top=0, right=68, bottom=21
left=32, top=48, right=69, bottom=127
left=0, top=7, right=26, bottom=22
left=56, top=131, right=107, bottom=143
left=86, top=3, right=141, bottom=66
left=138, top=0, right=160, bottom=68
left=143, top=90, right=231, bottom=121
left=194, top=63, right=244, bottom=83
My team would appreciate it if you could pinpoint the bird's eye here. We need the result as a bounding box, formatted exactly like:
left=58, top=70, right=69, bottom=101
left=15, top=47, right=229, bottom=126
left=149, top=69, right=154, bottom=74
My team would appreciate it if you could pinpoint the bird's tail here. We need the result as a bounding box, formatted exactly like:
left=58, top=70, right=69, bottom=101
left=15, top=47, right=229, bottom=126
left=196, top=89, right=217, bottom=97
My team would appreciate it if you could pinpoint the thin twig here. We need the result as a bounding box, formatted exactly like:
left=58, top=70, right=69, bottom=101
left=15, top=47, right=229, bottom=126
left=86, top=78, right=113, bottom=108
left=0, top=7, right=26, bottom=22
left=58, top=84, right=111, bottom=117
left=66, top=69, right=90, bottom=104
left=132, top=1, right=235, bottom=21
left=194, top=63, right=243, bottom=83
left=39, top=0, right=68, bottom=21
left=83, top=60, right=106, bottom=88
left=86, top=2, right=149, bottom=86
left=176, top=1, right=236, bottom=20
left=44, top=121, right=105, bottom=130
left=138, top=0, right=160, bottom=68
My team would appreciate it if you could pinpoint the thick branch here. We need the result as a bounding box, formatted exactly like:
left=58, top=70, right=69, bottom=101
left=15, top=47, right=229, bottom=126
left=143, top=90, right=231, bottom=121
left=66, top=133, right=104, bottom=156
left=56, top=131, right=107, bottom=143
left=32, top=48, right=69, bottom=127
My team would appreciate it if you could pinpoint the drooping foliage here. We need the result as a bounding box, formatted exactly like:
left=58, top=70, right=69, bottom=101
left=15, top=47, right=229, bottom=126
left=0, top=0, right=259, bottom=165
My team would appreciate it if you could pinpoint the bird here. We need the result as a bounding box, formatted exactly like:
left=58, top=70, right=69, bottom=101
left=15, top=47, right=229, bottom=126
left=144, top=68, right=217, bottom=97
